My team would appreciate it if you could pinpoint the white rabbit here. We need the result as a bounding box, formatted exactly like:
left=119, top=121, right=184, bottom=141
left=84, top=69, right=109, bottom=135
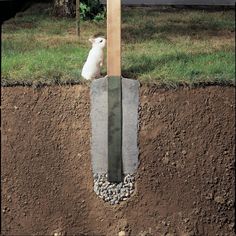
left=81, top=36, right=106, bottom=80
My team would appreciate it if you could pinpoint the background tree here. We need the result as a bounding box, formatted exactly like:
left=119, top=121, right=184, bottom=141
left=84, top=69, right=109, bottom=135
left=52, top=0, right=105, bottom=20
left=53, top=0, right=75, bottom=18
left=76, top=0, right=80, bottom=36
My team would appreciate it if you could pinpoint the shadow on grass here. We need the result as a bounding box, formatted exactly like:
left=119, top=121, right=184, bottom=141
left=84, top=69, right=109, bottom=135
left=122, top=21, right=232, bottom=43
left=123, top=6, right=235, bottom=13
left=2, top=3, right=70, bottom=35
left=122, top=52, right=191, bottom=78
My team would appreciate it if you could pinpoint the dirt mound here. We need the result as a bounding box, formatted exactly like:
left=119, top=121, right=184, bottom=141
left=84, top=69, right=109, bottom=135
left=1, top=85, right=235, bottom=236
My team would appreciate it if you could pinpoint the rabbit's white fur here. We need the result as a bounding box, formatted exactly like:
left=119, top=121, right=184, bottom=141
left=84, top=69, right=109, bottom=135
left=81, top=37, right=106, bottom=80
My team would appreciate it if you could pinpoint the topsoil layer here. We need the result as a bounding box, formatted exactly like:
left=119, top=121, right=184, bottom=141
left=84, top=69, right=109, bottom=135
left=1, top=85, right=235, bottom=236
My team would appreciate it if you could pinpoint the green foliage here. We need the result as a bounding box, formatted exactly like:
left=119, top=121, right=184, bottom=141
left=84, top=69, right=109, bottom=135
left=80, top=0, right=105, bottom=21
left=79, top=2, right=91, bottom=20
left=93, top=11, right=106, bottom=22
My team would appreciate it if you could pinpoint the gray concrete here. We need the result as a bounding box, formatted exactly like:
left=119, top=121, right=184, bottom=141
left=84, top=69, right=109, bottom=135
left=100, top=0, right=235, bottom=5
left=90, top=77, right=139, bottom=175
left=90, top=78, right=108, bottom=174
left=122, top=78, right=139, bottom=174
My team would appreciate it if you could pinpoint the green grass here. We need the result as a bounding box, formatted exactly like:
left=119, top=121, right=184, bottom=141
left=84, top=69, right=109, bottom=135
left=1, top=3, right=235, bottom=86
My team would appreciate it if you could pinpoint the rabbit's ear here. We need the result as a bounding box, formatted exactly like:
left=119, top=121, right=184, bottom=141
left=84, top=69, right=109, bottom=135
left=89, top=37, right=95, bottom=43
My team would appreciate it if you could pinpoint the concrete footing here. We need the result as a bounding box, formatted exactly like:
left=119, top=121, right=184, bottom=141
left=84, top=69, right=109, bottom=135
left=90, top=77, right=139, bottom=175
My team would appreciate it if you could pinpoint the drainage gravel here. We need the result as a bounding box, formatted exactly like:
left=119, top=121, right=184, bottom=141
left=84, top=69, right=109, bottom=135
left=93, top=173, right=135, bottom=205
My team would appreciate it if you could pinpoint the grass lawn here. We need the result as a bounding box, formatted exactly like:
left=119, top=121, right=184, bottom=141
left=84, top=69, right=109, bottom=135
left=1, top=3, right=235, bottom=87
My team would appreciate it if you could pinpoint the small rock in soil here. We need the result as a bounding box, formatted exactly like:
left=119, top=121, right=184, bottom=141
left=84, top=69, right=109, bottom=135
left=163, top=156, right=169, bottom=164
left=214, top=196, right=225, bottom=204
left=118, top=231, right=126, bottom=236
left=182, top=150, right=187, bottom=155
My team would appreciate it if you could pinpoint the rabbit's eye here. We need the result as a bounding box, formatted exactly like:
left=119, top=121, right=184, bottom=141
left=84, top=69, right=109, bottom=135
left=100, top=39, right=103, bottom=43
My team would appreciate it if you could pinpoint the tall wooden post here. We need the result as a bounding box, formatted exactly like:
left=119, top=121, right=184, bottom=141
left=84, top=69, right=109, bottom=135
left=107, top=0, right=121, bottom=77
left=76, top=0, right=80, bottom=36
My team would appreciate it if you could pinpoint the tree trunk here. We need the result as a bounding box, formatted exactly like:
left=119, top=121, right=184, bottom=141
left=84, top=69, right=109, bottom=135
left=53, top=0, right=75, bottom=17
left=76, top=0, right=80, bottom=36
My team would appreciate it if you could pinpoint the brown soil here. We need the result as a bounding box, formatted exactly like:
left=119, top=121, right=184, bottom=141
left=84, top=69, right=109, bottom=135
left=1, top=85, right=235, bottom=236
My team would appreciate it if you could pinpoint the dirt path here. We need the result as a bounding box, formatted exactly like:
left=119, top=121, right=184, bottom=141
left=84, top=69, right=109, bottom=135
left=1, top=85, right=235, bottom=236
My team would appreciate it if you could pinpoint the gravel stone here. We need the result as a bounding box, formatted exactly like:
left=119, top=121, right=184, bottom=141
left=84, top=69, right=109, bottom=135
left=93, top=173, right=135, bottom=205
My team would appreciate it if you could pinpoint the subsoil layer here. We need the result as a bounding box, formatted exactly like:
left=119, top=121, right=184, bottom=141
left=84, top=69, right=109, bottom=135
left=1, top=85, right=235, bottom=236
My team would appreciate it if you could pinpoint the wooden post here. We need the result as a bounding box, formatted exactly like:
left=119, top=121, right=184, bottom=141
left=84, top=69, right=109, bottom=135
left=107, top=0, right=121, bottom=77
left=76, top=0, right=80, bottom=36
